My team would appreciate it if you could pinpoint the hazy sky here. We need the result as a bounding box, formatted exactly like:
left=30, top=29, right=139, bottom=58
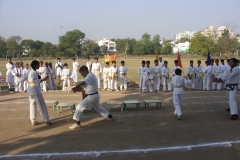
left=0, top=0, right=239, bottom=44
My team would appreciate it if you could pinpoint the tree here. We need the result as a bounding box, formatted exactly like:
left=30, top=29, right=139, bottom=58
left=189, top=33, right=215, bottom=56
left=6, top=36, right=22, bottom=57
left=82, top=40, right=100, bottom=55
left=161, top=41, right=172, bottom=55
left=58, top=29, right=85, bottom=57
left=40, top=42, right=53, bottom=57
left=152, top=34, right=161, bottom=53
left=217, top=29, right=238, bottom=55
left=141, top=33, right=154, bottom=54
left=0, top=37, right=7, bottom=58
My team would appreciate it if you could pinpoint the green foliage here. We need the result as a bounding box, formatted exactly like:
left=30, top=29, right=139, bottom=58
left=152, top=34, right=161, bottom=53
left=161, top=42, right=172, bottom=54
left=82, top=40, right=100, bottom=55
left=58, top=29, right=85, bottom=57
left=0, top=37, right=7, bottom=58
left=189, top=33, right=214, bottom=56
left=6, top=36, right=22, bottom=58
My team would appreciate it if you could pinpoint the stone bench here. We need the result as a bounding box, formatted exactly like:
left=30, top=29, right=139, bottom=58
left=144, top=100, right=162, bottom=109
left=123, top=100, right=140, bottom=111
left=107, top=101, right=123, bottom=111
left=56, top=103, right=75, bottom=114
left=45, top=100, right=58, bottom=110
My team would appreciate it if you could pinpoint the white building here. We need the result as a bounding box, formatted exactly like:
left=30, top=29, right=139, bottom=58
left=201, top=25, right=235, bottom=39
left=175, top=31, right=196, bottom=41
left=97, top=38, right=116, bottom=52
left=172, top=41, right=190, bottom=54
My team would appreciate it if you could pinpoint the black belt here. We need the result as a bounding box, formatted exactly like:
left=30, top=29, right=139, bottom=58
left=83, top=92, right=98, bottom=99
left=87, top=92, right=98, bottom=96
left=226, top=84, right=238, bottom=91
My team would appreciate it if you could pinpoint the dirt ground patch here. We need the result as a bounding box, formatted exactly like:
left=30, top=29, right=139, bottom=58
left=1, top=89, right=240, bottom=160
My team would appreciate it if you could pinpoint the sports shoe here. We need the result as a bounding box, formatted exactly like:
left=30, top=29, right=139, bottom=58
left=177, top=115, right=182, bottom=120
left=225, top=108, right=230, bottom=111
left=69, top=123, right=81, bottom=129
left=108, top=114, right=113, bottom=121
left=174, top=110, right=177, bottom=116
left=115, top=89, right=119, bottom=91
left=32, top=121, right=41, bottom=126
left=230, top=115, right=238, bottom=120
left=45, top=121, right=52, bottom=125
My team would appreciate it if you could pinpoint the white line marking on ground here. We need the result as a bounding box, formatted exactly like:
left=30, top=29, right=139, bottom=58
left=0, top=140, right=238, bottom=158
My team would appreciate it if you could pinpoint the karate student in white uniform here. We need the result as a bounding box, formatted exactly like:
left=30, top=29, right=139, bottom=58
left=172, top=68, right=191, bottom=120
left=69, top=66, right=113, bottom=129
left=220, top=59, right=227, bottom=89
left=152, top=60, right=161, bottom=92
left=19, top=60, right=52, bottom=126
left=49, top=62, right=57, bottom=90
left=138, top=60, right=145, bottom=92
left=38, top=61, right=47, bottom=92
left=86, top=56, right=92, bottom=72
left=102, top=62, right=110, bottom=90
left=238, top=60, right=240, bottom=90
left=172, top=60, right=181, bottom=77
left=22, top=64, right=30, bottom=92
left=212, top=59, right=222, bottom=91
left=214, top=58, right=240, bottom=120
left=19, top=61, right=25, bottom=91
left=158, top=57, right=164, bottom=90
left=119, top=61, right=128, bottom=90
left=55, top=58, right=63, bottom=84
left=202, top=61, right=211, bottom=91
left=162, top=61, right=171, bottom=91
left=92, top=57, right=102, bottom=89
left=6, top=57, right=14, bottom=89
left=145, top=61, right=153, bottom=93
left=45, top=62, right=53, bottom=91
left=187, top=60, right=196, bottom=89
left=12, top=62, right=22, bottom=92
left=61, top=63, right=71, bottom=91
left=109, top=61, right=119, bottom=91
left=71, top=58, right=80, bottom=84
left=195, top=60, right=203, bottom=90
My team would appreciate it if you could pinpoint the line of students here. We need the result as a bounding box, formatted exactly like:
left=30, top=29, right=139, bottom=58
left=90, top=57, right=128, bottom=91
left=138, top=58, right=181, bottom=93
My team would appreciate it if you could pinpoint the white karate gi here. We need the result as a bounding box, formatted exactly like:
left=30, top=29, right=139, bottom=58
left=202, top=65, right=212, bottom=90
left=238, top=66, right=240, bottom=90
left=92, top=62, right=102, bottom=88
left=187, top=65, right=196, bottom=89
left=195, top=65, right=203, bottom=90
left=152, top=65, right=161, bottom=92
left=212, top=65, right=222, bottom=90
left=19, top=68, right=50, bottom=123
left=6, top=63, right=14, bottom=88
left=38, top=67, right=47, bottom=92
left=73, top=72, right=110, bottom=121
left=162, top=66, right=171, bottom=91
left=61, top=68, right=71, bottom=91
left=49, top=67, right=57, bottom=90
left=22, top=68, right=29, bottom=91
left=86, top=61, right=92, bottom=72
left=55, top=62, right=63, bottom=76
left=172, top=75, right=191, bottom=116
left=72, top=61, right=79, bottom=83
left=12, top=67, right=22, bottom=91
left=138, top=66, right=145, bottom=91
left=102, top=67, right=110, bottom=89
left=217, top=67, right=240, bottom=115
left=109, top=66, right=119, bottom=90
left=172, top=66, right=181, bottom=77
left=145, top=66, right=153, bottom=92
left=119, top=66, right=128, bottom=90
left=158, top=62, right=164, bottom=88
left=45, top=67, right=53, bottom=90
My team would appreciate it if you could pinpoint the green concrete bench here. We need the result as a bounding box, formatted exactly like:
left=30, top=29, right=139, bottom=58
left=123, top=100, right=140, bottom=111
left=107, top=101, right=123, bottom=111
left=56, top=103, right=75, bottom=113
left=45, top=100, right=58, bottom=110
left=144, top=100, right=162, bottom=109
